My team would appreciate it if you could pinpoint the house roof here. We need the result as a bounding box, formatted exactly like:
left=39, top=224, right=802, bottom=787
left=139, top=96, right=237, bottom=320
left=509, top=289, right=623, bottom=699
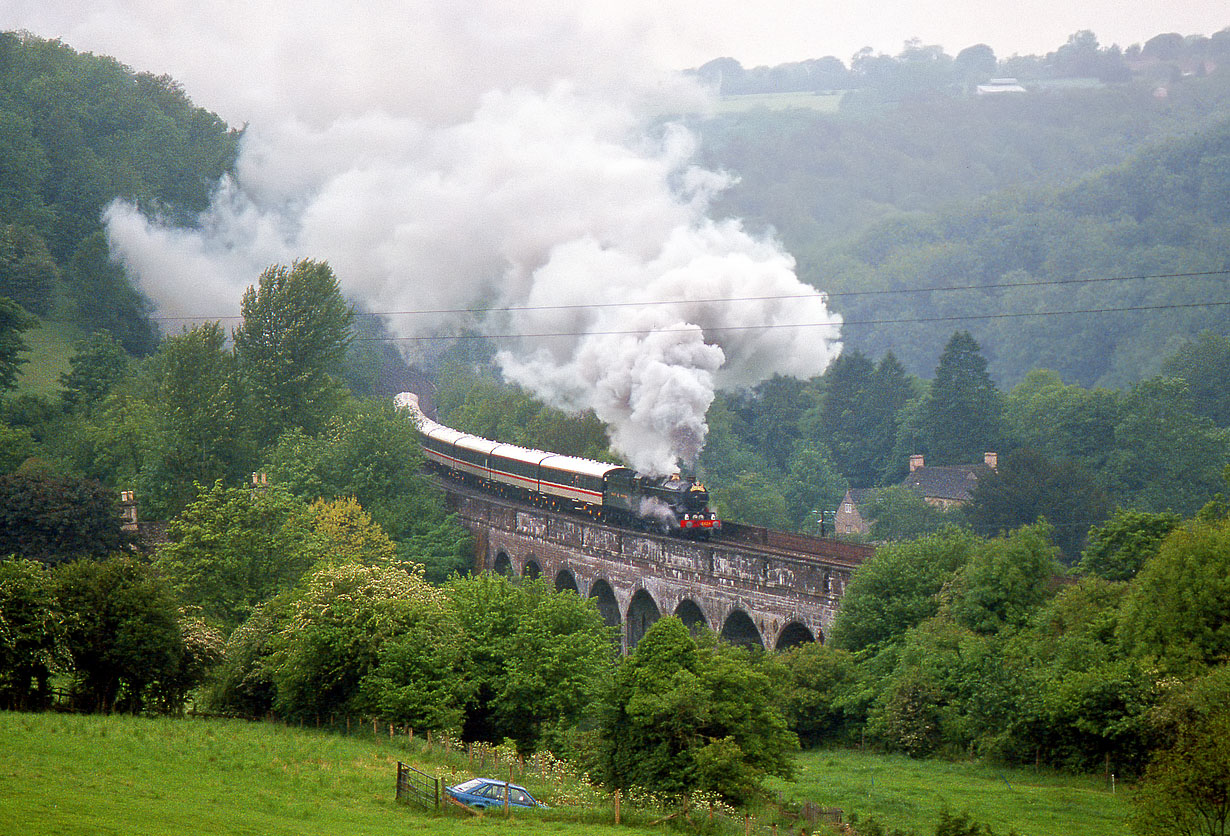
left=900, top=464, right=991, bottom=502
left=845, top=488, right=876, bottom=505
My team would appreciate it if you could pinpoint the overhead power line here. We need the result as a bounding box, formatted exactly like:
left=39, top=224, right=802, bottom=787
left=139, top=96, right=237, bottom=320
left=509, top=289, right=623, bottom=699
left=146, top=267, right=1230, bottom=323
left=353, top=299, right=1230, bottom=343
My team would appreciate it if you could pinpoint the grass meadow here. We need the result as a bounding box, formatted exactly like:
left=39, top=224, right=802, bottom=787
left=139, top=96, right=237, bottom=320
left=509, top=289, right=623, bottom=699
left=14, top=318, right=82, bottom=396
left=0, top=712, right=1133, bottom=836
left=0, top=712, right=624, bottom=836
left=776, top=748, right=1131, bottom=836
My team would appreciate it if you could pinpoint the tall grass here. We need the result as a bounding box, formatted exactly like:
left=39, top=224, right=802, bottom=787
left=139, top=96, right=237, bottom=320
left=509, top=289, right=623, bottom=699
left=773, top=748, right=1132, bottom=836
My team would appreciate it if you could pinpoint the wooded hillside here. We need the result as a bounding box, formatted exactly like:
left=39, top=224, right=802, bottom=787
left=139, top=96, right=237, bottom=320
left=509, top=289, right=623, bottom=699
left=0, top=32, right=239, bottom=354
left=690, top=41, right=1230, bottom=387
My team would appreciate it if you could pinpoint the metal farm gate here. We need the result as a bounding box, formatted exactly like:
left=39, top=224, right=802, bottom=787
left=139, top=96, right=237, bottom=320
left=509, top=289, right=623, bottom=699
left=395, top=761, right=440, bottom=810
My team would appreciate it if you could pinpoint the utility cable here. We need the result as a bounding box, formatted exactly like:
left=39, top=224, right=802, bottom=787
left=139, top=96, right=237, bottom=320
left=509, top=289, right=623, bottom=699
left=144, top=267, right=1230, bottom=323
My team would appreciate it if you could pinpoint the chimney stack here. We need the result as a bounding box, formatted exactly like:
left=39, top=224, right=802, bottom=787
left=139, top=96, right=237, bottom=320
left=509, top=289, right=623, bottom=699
left=119, top=490, right=138, bottom=531
left=984, top=452, right=998, bottom=470
left=909, top=454, right=924, bottom=472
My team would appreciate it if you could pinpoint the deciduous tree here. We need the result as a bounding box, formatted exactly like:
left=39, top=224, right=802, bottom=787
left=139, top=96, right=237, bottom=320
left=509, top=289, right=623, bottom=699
left=599, top=617, right=797, bottom=807
left=308, top=496, right=397, bottom=566
left=267, top=561, right=466, bottom=729
left=0, top=469, right=129, bottom=563
left=966, top=448, right=1111, bottom=563
left=865, top=485, right=953, bottom=542
left=0, top=558, right=60, bottom=709
left=947, top=523, right=1060, bottom=635
left=233, top=259, right=354, bottom=446
left=0, top=225, right=58, bottom=315
left=1118, top=515, right=1230, bottom=676
left=154, top=322, right=244, bottom=502
left=1108, top=377, right=1230, bottom=516
left=155, top=481, right=319, bottom=627
left=1132, top=680, right=1230, bottom=836
left=1079, top=508, right=1181, bottom=581
left=263, top=398, right=472, bottom=581
left=830, top=527, right=978, bottom=652
left=52, top=556, right=186, bottom=713
left=782, top=441, right=847, bottom=533
left=447, top=574, right=614, bottom=753
left=1162, top=331, right=1230, bottom=428
left=59, top=330, right=131, bottom=413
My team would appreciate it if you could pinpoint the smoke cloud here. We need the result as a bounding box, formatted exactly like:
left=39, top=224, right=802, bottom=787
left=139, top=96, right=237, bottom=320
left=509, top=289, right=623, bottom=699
left=11, top=1, right=842, bottom=475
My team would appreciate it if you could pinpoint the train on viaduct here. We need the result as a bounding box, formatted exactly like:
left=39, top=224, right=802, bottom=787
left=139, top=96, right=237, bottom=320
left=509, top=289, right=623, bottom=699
left=436, top=479, right=874, bottom=653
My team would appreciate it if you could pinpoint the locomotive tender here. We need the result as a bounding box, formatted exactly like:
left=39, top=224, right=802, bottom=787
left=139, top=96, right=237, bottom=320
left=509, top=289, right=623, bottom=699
left=395, top=392, right=721, bottom=537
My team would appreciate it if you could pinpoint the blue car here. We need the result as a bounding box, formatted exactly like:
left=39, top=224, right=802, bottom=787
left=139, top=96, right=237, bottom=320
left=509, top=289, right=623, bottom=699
left=446, top=777, right=545, bottom=810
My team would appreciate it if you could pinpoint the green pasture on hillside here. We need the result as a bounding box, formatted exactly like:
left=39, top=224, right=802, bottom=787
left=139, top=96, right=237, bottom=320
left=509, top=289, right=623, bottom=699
left=15, top=319, right=82, bottom=396
left=774, top=748, right=1131, bottom=836
left=0, top=712, right=626, bottom=836
left=0, top=712, right=1134, bottom=836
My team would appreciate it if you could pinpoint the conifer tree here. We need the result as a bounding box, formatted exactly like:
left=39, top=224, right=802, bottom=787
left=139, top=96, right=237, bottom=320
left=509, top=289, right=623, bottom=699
left=923, top=331, right=1002, bottom=465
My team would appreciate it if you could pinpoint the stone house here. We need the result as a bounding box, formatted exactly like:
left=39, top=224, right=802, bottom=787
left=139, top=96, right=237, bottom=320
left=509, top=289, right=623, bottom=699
left=834, top=452, right=998, bottom=535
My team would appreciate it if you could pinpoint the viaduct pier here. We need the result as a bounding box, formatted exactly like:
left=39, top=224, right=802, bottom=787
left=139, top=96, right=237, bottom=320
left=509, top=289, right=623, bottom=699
left=437, top=480, right=874, bottom=652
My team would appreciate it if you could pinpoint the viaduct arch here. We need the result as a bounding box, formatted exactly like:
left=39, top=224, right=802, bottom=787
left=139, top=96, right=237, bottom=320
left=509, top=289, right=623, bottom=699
left=442, top=484, right=870, bottom=653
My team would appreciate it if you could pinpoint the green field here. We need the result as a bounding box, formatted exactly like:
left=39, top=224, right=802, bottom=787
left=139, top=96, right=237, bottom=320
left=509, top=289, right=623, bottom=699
left=0, top=712, right=1132, bottom=836
left=0, top=712, right=639, bottom=836
left=14, top=318, right=82, bottom=396
left=775, top=748, right=1131, bottom=836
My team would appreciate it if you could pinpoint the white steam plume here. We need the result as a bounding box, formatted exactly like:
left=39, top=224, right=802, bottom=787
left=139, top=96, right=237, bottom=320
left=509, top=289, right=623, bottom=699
left=14, top=2, right=842, bottom=475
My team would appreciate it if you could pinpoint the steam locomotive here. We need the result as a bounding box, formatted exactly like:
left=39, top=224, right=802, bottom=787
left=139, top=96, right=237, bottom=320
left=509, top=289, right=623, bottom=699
left=395, top=392, right=721, bottom=537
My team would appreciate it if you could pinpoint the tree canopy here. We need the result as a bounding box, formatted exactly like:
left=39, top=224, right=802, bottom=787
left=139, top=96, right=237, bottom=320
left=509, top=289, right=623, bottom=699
left=599, top=617, right=797, bottom=807
left=0, top=33, right=239, bottom=352
left=234, top=259, right=355, bottom=446
left=0, top=295, right=33, bottom=392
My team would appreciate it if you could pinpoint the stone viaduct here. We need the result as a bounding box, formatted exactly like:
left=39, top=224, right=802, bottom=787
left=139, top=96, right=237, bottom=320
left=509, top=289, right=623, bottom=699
left=439, top=482, right=874, bottom=652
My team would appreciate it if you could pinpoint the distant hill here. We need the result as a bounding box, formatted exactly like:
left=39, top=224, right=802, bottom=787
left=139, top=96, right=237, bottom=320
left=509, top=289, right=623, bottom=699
left=689, top=54, right=1230, bottom=387
left=807, top=117, right=1230, bottom=387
